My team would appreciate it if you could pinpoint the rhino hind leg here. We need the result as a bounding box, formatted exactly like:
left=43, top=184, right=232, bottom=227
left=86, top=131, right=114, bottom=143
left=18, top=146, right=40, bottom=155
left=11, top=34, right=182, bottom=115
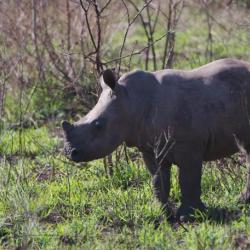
left=239, top=153, right=250, bottom=204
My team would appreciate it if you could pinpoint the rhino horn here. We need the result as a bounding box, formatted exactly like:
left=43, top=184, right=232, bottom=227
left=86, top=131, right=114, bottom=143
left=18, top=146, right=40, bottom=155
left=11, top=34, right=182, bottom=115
left=61, top=120, right=74, bottom=133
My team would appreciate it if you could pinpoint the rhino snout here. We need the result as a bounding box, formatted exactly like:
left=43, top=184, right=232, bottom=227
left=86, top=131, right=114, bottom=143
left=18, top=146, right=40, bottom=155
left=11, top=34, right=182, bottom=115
left=64, top=145, right=82, bottom=162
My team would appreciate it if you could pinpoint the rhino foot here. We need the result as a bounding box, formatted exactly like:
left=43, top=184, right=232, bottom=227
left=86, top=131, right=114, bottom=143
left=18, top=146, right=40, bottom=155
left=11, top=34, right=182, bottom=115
left=177, top=202, right=206, bottom=222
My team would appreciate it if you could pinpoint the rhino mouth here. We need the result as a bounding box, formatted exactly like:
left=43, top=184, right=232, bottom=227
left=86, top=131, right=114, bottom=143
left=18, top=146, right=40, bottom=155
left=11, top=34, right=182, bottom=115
left=69, top=148, right=82, bottom=162
left=64, top=145, right=101, bottom=163
left=64, top=145, right=83, bottom=162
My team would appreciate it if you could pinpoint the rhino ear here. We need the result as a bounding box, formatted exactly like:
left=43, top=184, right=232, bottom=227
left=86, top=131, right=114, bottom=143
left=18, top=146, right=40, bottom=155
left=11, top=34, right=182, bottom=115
left=101, top=69, right=116, bottom=90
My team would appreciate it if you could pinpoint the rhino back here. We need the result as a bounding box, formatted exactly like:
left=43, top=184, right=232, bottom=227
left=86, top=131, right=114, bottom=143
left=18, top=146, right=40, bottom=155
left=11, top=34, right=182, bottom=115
left=154, top=59, right=250, bottom=160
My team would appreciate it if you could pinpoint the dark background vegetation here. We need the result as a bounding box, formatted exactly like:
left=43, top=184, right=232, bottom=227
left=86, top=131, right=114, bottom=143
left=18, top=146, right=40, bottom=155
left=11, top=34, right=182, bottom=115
left=1, top=0, right=249, bottom=126
left=0, top=0, right=250, bottom=249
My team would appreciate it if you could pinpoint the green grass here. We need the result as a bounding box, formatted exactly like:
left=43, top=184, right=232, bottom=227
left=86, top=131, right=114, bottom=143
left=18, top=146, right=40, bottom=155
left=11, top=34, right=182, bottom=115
left=0, top=126, right=249, bottom=249
left=1, top=4, right=250, bottom=249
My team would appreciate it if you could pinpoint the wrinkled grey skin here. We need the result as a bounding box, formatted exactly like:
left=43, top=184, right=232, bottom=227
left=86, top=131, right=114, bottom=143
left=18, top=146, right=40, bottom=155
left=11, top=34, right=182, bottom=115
left=62, top=58, right=250, bottom=218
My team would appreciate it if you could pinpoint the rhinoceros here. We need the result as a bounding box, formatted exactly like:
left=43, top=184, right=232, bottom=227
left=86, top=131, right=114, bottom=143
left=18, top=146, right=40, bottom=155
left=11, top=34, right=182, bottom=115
left=62, top=58, right=250, bottom=218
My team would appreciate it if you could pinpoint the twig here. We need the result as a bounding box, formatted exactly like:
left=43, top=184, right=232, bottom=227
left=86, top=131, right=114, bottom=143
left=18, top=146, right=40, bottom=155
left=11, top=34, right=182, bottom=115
left=162, top=0, right=184, bottom=69
left=99, top=0, right=112, bottom=14
left=104, top=31, right=169, bottom=65
left=145, top=0, right=157, bottom=70
left=118, top=0, right=153, bottom=74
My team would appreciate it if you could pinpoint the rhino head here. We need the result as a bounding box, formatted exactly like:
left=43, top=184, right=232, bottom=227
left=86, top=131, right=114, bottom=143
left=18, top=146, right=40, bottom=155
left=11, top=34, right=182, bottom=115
left=62, top=69, right=132, bottom=162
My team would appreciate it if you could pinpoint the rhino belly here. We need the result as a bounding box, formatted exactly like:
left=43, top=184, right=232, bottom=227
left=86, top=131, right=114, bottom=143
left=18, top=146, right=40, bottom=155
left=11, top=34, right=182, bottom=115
left=203, top=129, right=239, bottom=161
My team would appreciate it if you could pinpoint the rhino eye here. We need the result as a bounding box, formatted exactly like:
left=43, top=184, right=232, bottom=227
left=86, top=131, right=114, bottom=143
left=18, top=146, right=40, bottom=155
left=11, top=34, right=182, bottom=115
left=92, top=118, right=106, bottom=130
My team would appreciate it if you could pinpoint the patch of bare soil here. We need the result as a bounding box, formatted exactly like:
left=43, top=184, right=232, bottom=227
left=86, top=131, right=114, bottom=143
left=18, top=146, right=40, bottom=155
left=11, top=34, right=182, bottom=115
left=59, top=235, right=76, bottom=245
left=39, top=211, right=65, bottom=224
left=233, top=232, right=250, bottom=250
left=30, top=163, right=65, bottom=182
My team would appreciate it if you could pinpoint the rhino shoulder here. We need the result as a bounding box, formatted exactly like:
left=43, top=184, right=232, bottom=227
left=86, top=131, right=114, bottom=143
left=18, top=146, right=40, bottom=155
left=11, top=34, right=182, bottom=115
left=119, top=69, right=159, bottom=90
left=119, top=69, right=150, bottom=82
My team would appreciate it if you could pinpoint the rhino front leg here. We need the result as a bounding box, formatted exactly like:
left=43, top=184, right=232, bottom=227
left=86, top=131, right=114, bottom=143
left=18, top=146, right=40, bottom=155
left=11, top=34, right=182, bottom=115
left=239, top=153, right=250, bottom=203
left=142, top=151, right=172, bottom=210
left=176, top=149, right=206, bottom=219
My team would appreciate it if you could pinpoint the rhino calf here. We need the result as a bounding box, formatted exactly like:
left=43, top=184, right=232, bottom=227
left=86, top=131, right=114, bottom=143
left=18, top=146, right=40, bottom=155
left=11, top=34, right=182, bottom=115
left=62, top=58, right=250, bottom=218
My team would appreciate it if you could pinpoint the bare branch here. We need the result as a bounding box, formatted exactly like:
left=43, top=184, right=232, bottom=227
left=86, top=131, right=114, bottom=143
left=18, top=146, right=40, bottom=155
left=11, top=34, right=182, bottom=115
left=118, top=0, right=153, bottom=74
left=100, top=0, right=112, bottom=14
left=162, top=0, right=184, bottom=69
left=145, top=0, right=157, bottom=70
left=104, top=31, right=169, bottom=65
left=80, top=1, right=97, bottom=52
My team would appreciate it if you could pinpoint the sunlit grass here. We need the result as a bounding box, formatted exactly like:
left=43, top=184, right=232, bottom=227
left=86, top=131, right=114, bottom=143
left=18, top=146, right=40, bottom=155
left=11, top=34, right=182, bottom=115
left=0, top=126, right=249, bottom=249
